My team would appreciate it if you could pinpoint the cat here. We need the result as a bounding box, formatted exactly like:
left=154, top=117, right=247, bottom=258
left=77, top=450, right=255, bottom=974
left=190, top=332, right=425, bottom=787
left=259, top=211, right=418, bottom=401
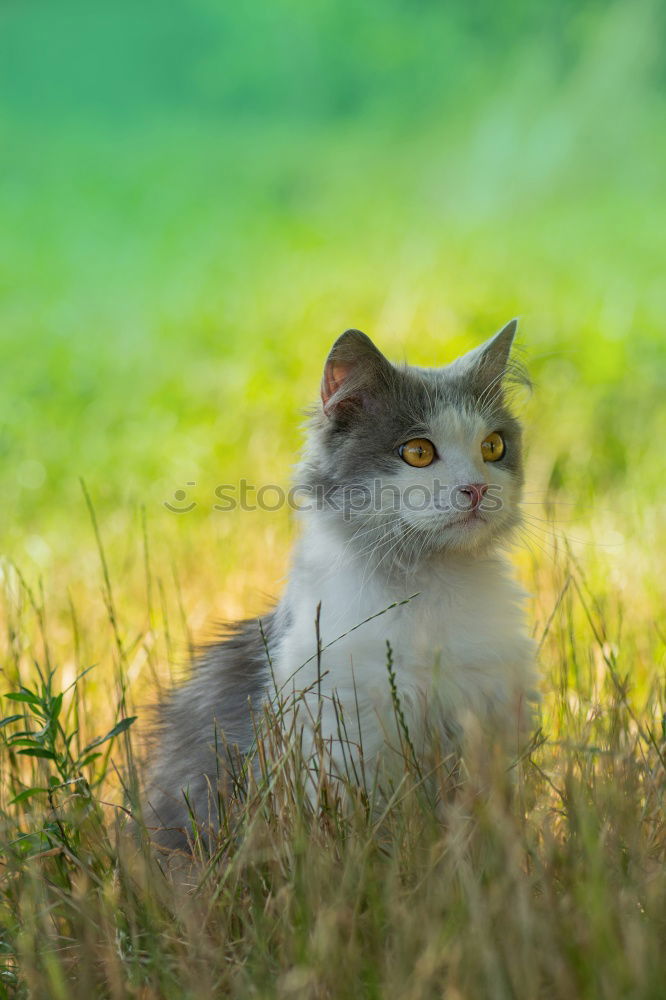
left=145, top=320, right=538, bottom=849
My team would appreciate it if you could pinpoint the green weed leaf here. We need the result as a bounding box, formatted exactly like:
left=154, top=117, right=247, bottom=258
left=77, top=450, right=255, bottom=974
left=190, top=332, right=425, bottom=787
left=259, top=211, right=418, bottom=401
left=0, top=715, right=23, bottom=729
left=82, top=715, right=137, bottom=754
left=17, top=748, right=56, bottom=760
left=5, top=692, right=40, bottom=706
left=9, top=788, right=46, bottom=806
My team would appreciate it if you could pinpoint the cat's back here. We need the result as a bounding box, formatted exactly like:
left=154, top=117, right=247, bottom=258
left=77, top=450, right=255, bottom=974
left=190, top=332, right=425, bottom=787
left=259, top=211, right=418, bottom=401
left=145, top=614, right=277, bottom=847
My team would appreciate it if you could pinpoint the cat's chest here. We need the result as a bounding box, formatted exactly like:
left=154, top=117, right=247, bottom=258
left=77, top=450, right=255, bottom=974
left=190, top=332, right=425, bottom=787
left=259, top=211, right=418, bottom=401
left=275, top=549, right=531, bottom=712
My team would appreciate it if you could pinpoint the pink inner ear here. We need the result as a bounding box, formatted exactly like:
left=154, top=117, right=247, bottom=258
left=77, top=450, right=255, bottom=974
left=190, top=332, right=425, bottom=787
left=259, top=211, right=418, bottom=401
left=321, top=360, right=353, bottom=411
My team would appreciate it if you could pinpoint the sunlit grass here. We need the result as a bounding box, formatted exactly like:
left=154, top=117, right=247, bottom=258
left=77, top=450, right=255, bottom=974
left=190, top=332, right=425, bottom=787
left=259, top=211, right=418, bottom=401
left=0, top=533, right=664, bottom=998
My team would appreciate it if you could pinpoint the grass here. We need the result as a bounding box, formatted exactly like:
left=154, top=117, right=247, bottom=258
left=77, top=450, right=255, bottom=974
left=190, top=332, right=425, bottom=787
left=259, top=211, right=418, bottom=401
left=0, top=537, right=664, bottom=998
left=1, top=1, right=666, bottom=996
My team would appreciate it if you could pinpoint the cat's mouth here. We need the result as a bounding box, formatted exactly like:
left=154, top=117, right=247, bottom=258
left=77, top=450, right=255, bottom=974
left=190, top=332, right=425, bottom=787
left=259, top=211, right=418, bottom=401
left=404, top=509, right=491, bottom=535
left=451, top=510, right=487, bottom=526
left=396, top=504, right=504, bottom=555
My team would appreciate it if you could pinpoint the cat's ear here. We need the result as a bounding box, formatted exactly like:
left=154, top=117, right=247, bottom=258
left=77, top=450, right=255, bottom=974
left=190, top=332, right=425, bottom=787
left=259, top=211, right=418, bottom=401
left=454, top=319, right=526, bottom=399
left=321, top=329, right=392, bottom=418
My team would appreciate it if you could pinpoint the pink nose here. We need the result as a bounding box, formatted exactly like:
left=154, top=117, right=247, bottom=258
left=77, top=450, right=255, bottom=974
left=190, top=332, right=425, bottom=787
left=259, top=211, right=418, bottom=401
left=459, top=483, right=488, bottom=510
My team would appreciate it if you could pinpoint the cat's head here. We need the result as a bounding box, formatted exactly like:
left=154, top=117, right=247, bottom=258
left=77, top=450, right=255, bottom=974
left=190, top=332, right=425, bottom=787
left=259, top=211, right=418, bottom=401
left=300, top=321, right=529, bottom=569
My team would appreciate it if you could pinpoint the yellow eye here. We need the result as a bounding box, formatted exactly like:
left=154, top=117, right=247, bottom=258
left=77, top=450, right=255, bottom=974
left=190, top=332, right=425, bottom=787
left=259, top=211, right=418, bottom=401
left=399, top=438, right=435, bottom=468
left=481, top=431, right=505, bottom=462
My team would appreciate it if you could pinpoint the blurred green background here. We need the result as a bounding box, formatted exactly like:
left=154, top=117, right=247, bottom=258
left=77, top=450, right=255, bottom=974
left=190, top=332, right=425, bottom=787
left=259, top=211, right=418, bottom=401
left=0, top=0, right=664, bottom=629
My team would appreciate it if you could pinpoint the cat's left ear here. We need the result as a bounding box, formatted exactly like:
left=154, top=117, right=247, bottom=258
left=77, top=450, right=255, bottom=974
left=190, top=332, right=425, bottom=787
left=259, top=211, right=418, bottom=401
left=321, top=329, right=393, bottom=419
left=455, top=319, right=524, bottom=398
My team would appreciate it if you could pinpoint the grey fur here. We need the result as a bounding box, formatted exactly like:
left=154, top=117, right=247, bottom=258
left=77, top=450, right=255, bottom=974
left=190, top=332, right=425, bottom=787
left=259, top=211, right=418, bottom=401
left=145, top=612, right=284, bottom=849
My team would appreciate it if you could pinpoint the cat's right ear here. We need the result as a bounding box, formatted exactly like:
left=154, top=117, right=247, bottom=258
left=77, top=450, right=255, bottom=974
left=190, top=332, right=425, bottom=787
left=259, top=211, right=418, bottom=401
left=321, top=329, right=391, bottom=419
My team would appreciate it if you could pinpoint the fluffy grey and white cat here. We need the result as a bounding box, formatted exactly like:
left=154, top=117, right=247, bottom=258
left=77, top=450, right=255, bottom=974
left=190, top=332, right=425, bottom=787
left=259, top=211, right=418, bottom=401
left=146, top=321, right=537, bottom=848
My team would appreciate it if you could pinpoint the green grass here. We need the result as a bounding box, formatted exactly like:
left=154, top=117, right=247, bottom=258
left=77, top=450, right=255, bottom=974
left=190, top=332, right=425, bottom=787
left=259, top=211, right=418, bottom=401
left=1, top=1, right=666, bottom=996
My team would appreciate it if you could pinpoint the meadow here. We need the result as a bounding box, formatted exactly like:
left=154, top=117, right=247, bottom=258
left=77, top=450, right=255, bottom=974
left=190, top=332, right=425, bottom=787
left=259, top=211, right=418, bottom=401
left=1, top=1, right=665, bottom=996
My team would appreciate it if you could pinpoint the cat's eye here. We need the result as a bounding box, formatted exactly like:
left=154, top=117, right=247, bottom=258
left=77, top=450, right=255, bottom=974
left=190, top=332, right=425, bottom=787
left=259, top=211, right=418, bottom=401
left=481, top=431, right=505, bottom=462
left=399, top=438, right=436, bottom=468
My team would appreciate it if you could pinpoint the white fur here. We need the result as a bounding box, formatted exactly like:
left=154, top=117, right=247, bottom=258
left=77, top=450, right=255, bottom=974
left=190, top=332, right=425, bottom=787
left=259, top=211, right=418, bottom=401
left=273, top=511, right=536, bottom=778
